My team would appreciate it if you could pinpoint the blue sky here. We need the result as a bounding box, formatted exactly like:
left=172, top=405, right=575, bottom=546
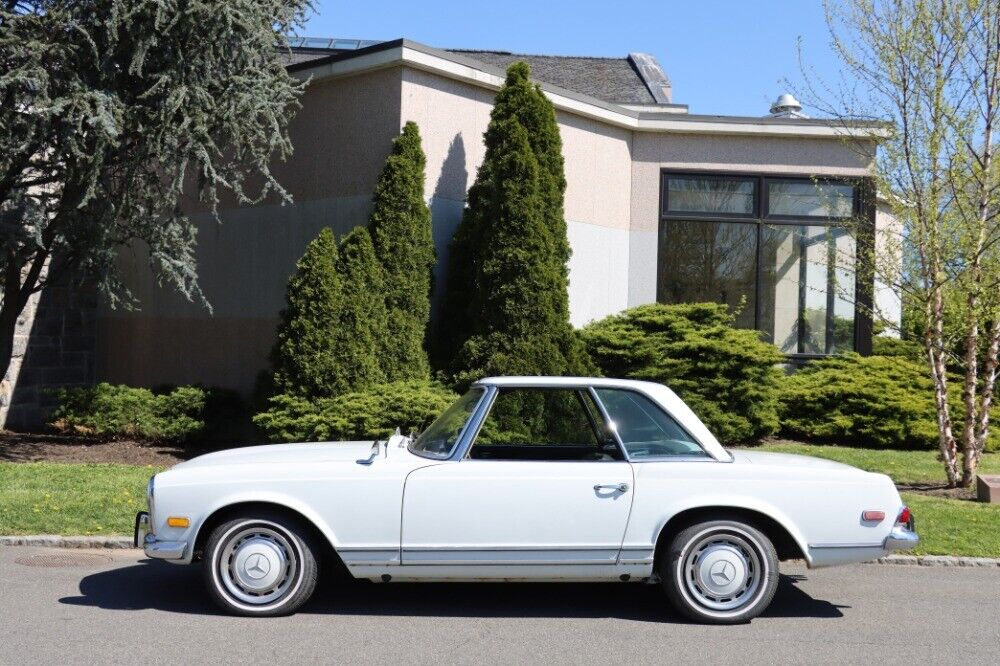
left=305, top=1, right=841, bottom=117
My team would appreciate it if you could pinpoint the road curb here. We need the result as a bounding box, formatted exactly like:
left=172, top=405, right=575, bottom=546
left=0, top=535, right=134, bottom=549
left=1, top=537, right=998, bottom=567
left=870, top=554, right=1000, bottom=567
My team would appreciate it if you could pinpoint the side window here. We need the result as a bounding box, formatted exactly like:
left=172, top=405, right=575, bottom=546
left=594, top=389, right=708, bottom=459
left=469, top=388, right=623, bottom=461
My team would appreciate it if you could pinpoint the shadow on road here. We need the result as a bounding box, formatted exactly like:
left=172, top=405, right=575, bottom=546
left=60, top=561, right=847, bottom=622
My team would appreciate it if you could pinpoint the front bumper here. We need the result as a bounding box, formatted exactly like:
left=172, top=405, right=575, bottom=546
left=134, top=511, right=187, bottom=560
left=883, top=524, right=920, bottom=551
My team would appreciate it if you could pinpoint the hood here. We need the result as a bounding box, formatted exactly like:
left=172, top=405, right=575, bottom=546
left=172, top=441, right=378, bottom=469
left=731, top=450, right=866, bottom=475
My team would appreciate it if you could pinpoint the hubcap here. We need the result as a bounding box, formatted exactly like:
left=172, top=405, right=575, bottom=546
left=681, top=530, right=763, bottom=613
left=217, top=525, right=298, bottom=606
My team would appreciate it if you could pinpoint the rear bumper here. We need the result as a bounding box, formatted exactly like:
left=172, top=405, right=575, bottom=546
left=134, top=511, right=187, bottom=560
left=883, top=524, right=920, bottom=551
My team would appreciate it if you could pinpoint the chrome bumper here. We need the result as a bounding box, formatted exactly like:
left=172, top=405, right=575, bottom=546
left=884, top=525, right=920, bottom=551
left=134, top=511, right=187, bottom=560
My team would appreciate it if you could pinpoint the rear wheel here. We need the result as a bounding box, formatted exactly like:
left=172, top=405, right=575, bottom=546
left=203, top=510, right=319, bottom=616
left=660, top=518, right=779, bottom=624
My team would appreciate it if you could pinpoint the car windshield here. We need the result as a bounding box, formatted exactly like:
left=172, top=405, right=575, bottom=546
left=409, top=388, right=484, bottom=459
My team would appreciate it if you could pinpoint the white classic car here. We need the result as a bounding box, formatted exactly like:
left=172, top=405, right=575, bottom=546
left=135, top=376, right=918, bottom=623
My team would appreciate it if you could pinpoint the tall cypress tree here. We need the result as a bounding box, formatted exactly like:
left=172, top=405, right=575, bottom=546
left=334, top=227, right=388, bottom=391
left=369, top=121, right=435, bottom=380
left=268, top=228, right=344, bottom=399
left=440, top=62, right=591, bottom=381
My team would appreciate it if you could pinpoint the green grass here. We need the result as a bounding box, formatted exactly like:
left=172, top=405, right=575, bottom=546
left=0, top=462, right=165, bottom=535
left=901, top=492, right=1000, bottom=558
left=750, top=440, right=1000, bottom=485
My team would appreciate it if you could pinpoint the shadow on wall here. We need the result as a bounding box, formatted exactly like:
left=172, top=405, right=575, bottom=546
left=1, top=270, right=96, bottom=431
left=429, top=133, right=468, bottom=322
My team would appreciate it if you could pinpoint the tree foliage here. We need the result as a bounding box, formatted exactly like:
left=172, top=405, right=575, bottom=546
left=253, top=380, right=458, bottom=442
left=581, top=303, right=784, bottom=444
left=807, top=0, right=1000, bottom=485
left=779, top=354, right=999, bottom=451
left=0, top=0, right=311, bottom=385
left=269, top=228, right=344, bottom=399
left=369, top=121, right=435, bottom=380
left=440, top=62, right=591, bottom=384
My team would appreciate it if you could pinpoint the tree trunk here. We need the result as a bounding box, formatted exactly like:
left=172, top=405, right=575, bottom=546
left=927, top=285, right=959, bottom=487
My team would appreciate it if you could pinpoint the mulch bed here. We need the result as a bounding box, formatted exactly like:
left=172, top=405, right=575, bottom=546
left=0, top=432, right=221, bottom=466
left=896, top=482, right=978, bottom=501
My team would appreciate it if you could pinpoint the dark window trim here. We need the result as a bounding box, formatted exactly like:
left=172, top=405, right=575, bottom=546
left=657, top=169, right=875, bottom=357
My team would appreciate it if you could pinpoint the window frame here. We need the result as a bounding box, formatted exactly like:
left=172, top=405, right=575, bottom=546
left=658, top=170, right=873, bottom=359
left=459, top=385, right=629, bottom=463
left=591, top=387, right=713, bottom=462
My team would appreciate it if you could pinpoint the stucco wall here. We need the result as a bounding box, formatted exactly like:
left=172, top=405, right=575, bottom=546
left=628, top=133, right=877, bottom=307
left=97, top=69, right=404, bottom=393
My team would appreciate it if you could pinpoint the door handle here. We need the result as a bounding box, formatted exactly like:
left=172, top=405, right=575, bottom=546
left=594, top=483, right=629, bottom=493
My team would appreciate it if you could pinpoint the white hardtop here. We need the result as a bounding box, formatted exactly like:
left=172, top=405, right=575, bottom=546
left=474, top=376, right=731, bottom=462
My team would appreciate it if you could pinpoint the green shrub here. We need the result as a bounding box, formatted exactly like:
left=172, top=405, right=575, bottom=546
left=872, top=336, right=924, bottom=360
left=47, top=383, right=207, bottom=441
left=778, top=353, right=999, bottom=451
left=581, top=303, right=784, bottom=444
left=253, top=381, right=458, bottom=442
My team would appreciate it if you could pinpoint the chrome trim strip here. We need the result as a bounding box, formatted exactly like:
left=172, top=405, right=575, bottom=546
left=402, top=545, right=624, bottom=552
left=808, top=542, right=885, bottom=549
left=451, top=386, right=497, bottom=461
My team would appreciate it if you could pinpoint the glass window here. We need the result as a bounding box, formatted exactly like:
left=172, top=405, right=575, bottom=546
left=767, top=180, right=854, bottom=218
left=594, top=389, right=708, bottom=459
left=664, top=176, right=755, bottom=216
left=657, top=220, right=757, bottom=329
left=759, top=225, right=856, bottom=354
left=409, top=389, right=483, bottom=459
left=469, top=388, right=623, bottom=461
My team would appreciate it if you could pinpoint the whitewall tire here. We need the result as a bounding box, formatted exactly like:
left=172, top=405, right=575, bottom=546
left=203, top=511, right=319, bottom=617
left=661, top=518, right=779, bottom=624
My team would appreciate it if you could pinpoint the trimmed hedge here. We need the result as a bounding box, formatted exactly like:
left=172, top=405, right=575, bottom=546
left=47, top=383, right=208, bottom=441
left=581, top=303, right=785, bottom=444
left=778, top=353, right=999, bottom=451
left=253, top=381, right=458, bottom=442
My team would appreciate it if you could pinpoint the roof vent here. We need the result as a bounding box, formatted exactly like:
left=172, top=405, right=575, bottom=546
left=768, top=93, right=807, bottom=119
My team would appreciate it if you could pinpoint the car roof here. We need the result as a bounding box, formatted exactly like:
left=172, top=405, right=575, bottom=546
left=474, top=376, right=660, bottom=389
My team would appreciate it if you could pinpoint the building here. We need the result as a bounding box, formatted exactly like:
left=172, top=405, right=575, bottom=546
left=1, top=37, right=900, bottom=428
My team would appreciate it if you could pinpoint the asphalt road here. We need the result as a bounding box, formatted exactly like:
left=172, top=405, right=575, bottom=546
left=0, top=546, right=996, bottom=665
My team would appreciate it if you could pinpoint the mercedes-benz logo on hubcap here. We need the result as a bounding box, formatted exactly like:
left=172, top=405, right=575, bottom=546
left=244, top=553, right=271, bottom=580
left=710, top=560, right=735, bottom=584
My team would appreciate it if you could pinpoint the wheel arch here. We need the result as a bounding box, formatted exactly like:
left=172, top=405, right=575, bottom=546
left=653, top=505, right=808, bottom=567
left=191, top=500, right=346, bottom=573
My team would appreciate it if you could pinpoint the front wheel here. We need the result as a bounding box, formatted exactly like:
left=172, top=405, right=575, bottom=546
left=203, top=511, right=319, bottom=616
left=660, top=518, right=779, bottom=624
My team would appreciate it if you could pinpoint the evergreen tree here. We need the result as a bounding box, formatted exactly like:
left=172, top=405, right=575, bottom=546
left=369, top=122, right=435, bottom=380
left=334, top=226, right=388, bottom=391
left=269, top=228, right=344, bottom=399
left=453, top=116, right=591, bottom=385
left=440, top=62, right=590, bottom=381
left=438, top=62, right=587, bottom=376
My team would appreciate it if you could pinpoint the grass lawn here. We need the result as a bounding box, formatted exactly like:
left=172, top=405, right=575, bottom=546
left=751, top=440, right=1000, bottom=485
left=0, top=462, right=164, bottom=536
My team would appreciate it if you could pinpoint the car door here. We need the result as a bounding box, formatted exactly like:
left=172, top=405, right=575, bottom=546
left=401, top=386, right=634, bottom=567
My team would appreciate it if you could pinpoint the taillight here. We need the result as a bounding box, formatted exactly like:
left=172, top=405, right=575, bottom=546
left=896, top=506, right=912, bottom=526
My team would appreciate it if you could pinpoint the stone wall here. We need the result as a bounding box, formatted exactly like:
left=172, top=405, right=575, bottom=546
left=0, top=274, right=97, bottom=431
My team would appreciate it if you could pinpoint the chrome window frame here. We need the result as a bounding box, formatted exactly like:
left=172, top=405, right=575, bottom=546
left=408, top=387, right=490, bottom=461
left=453, top=384, right=630, bottom=462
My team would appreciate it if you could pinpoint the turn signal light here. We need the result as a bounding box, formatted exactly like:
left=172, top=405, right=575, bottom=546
left=861, top=510, right=886, bottom=522
left=166, top=516, right=190, bottom=528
